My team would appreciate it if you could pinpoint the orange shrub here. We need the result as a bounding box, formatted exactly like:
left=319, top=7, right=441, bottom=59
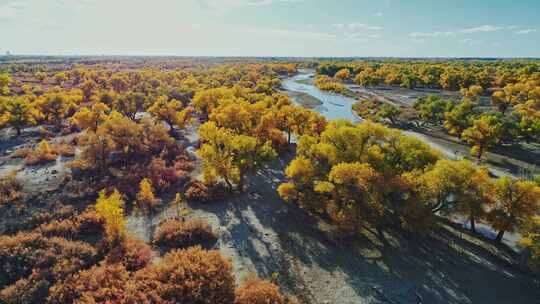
left=153, top=218, right=216, bottom=249
left=106, top=236, right=154, bottom=271
left=235, top=274, right=286, bottom=304
left=48, top=263, right=129, bottom=304
left=185, top=181, right=211, bottom=202
left=54, top=142, right=75, bottom=157
left=0, top=271, right=50, bottom=304
left=0, top=172, right=23, bottom=206
left=11, top=147, right=32, bottom=158
left=0, top=232, right=98, bottom=288
left=134, top=246, right=235, bottom=304
left=24, top=140, right=58, bottom=165
left=38, top=207, right=103, bottom=240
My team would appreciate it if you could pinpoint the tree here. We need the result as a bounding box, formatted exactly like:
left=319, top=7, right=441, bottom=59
left=279, top=120, right=440, bottom=232
left=136, top=178, right=160, bottom=212
left=519, top=216, right=540, bottom=271
left=487, top=177, right=540, bottom=242
left=0, top=97, right=36, bottom=135
left=355, top=70, right=379, bottom=87
left=413, top=95, right=453, bottom=126
left=192, top=87, right=235, bottom=118
left=36, top=92, right=76, bottom=131
left=0, top=73, right=11, bottom=95
left=95, top=189, right=126, bottom=245
left=491, top=90, right=511, bottom=114
left=198, top=122, right=276, bottom=191
left=379, top=103, right=401, bottom=125
left=352, top=99, right=401, bottom=125
left=443, top=99, right=475, bottom=136
left=276, top=105, right=326, bottom=144
left=462, top=114, right=502, bottom=159
left=80, top=79, right=97, bottom=103
left=334, top=68, right=351, bottom=82
left=113, top=92, right=146, bottom=120
left=148, top=96, right=192, bottom=135
left=70, top=102, right=110, bottom=131
left=460, top=85, right=483, bottom=100
left=53, top=72, right=68, bottom=85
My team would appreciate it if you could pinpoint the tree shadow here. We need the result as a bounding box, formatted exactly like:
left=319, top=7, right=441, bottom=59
left=186, top=158, right=540, bottom=304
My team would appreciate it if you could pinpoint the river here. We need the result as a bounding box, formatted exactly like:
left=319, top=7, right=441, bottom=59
left=282, top=72, right=524, bottom=178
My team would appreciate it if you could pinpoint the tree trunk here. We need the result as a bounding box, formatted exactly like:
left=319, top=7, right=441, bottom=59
left=237, top=173, right=245, bottom=192
left=287, top=130, right=291, bottom=145
left=224, top=177, right=234, bottom=192
left=470, top=216, right=476, bottom=233
left=15, top=126, right=21, bottom=136
left=495, top=230, right=505, bottom=242
left=477, top=145, right=484, bottom=160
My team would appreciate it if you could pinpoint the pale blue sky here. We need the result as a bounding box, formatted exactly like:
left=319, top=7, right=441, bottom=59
left=0, top=0, right=539, bottom=57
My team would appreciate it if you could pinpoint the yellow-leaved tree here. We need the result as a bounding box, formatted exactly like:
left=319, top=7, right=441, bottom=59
left=70, top=102, right=110, bottom=131
left=95, top=189, right=126, bottom=244
left=487, top=177, right=540, bottom=242
left=136, top=178, right=160, bottom=212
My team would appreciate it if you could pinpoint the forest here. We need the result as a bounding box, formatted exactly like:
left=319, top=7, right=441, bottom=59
left=0, top=57, right=539, bottom=303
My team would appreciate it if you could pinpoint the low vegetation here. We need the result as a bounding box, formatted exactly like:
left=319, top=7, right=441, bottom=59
left=154, top=218, right=217, bottom=249
left=1, top=57, right=539, bottom=303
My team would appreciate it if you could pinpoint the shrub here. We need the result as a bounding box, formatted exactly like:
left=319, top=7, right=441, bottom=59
left=11, top=147, right=32, bottom=158
left=235, top=274, right=286, bottom=304
left=106, top=236, right=154, bottom=271
left=47, top=262, right=129, bottom=304
left=0, top=171, right=23, bottom=206
left=0, top=271, right=50, bottom=304
left=54, top=142, right=75, bottom=157
left=38, top=207, right=103, bottom=240
left=24, top=140, right=58, bottom=165
left=185, top=181, right=211, bottom=202
left=134, top=246, right=235, bottom=304
left=146, top=157, right=191, bottom=191
left=0, top=232, right=98, bottom=288
left=154, top=218, right=216, bottom=249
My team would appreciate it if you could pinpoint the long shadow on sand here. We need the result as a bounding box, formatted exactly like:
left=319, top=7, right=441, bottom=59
left=188, top=157, right=540, bottom=304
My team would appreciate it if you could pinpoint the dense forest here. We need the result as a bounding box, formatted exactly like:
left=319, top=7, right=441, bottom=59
left=0, top=57, right=539, bottom=303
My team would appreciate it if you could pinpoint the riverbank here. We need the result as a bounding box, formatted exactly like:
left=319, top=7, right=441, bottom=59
left=282, top=72, right=539, bottom=178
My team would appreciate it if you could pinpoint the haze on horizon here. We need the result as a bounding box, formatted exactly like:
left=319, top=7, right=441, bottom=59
left=0, top=0, right=539, bottom=58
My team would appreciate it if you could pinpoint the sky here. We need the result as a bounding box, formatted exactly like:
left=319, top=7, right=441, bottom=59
left=0, top=0, right=539, bottom=57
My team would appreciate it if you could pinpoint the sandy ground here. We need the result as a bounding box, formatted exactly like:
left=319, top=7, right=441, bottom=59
left=126, top=155, right=540, bottom=304
left=3, top=122, right=540, bottom=304
left=123, top=123, right=540, bottom=304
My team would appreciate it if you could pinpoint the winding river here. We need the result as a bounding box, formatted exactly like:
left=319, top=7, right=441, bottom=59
left=282, top=71, right=526, bottom=246
left=282, top=71, right=517, bottom=178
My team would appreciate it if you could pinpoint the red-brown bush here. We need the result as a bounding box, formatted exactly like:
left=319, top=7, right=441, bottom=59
left=23, top=140, right=58, bottom=166
left=0, top=232, right=98, bottom=288
left=38, top=207, right=103, bottom=240
left=147, top=157, right=191, bottom=191
left=185, top=181, right=211, bottom=202
left=235, top=274, right=286, bottom=304
left=0, top=271, right=50, bottom=304
left=134, top=246, right=235, bottom=304
left=106, top=236, right=154, bottom=271
left=153, top=218, right=216, bottom=249
left=0, top=172, right=23, bottom=206
left=47, top=262, right=130, bottom=304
